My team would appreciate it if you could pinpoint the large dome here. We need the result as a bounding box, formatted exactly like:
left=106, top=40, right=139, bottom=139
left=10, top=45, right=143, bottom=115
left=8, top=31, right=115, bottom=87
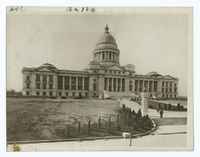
left=95, top=25, right=118, bottom=50
left=92, top=25, right=120, bottom=66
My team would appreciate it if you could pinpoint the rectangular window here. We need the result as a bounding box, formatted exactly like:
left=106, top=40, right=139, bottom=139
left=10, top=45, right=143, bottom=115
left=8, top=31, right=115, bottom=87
left=109, top=78, right=112, bottom=91
left=93, top=79, right=96, bottom=91
left=154, top=81, right=157, bottom=92
left=58, top=92, right=62, bottom=97
left=26, top=75, right=30, bottom=81
left=49, top=91, right=53, bottom=97
left=42, top=75, right=47, bottom=89
left=26, top=91, right=29, bottom=96
left=49, top=84, right=53, bottom=89
left=149, top=81, right=152, bottom=92
left=57, top=76, right=63, bottom=89
left=64, top=76, right=70, bottom=90
left=36, top=83, right=40, bottom=89
left=43, top=84, right=46, bottom=89
left=43, top=92, right=46, bottom=96
left=26, top=83, right=30, bottom=89
left=36, top=92, right=40, bottom=96
left=144, top=80, right=148, bottom=92
left=71, top=77, right=76, bottom=90
left=78, top=77, right=83, bottom=90
left=122, top=78, right=125, bottom=92
left=43, top=75, right=47, bottom=84
left=129, top=80, right=133, bottom=91
left=84, top=77, right=89, bottom=90
left=135, top=80, right=138, bottom=91
left=139, top=80, right=143, bottom=92
left=118, top=78, right=121, bottom=91
left=49, top=75, right=53, bottom=89
left=36, top=74, right=40, bottom=82
left=104, top=78, right=107, bottom=90
left=113, top=78, right=116, bottom=92
left=49, top=75, right=53, bottom=82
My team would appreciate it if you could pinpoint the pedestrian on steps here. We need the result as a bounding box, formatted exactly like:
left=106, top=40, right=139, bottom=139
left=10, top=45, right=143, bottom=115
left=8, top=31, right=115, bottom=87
left=160, top=109, right=164, bottom=118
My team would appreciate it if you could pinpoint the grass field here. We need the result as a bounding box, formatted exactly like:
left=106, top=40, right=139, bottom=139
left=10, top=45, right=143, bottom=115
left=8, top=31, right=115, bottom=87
left=7, top=97, right=120, bottom=141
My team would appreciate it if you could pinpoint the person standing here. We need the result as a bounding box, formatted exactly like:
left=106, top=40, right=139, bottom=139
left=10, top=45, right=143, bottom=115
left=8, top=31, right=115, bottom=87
left=160, top=109, right=164, bottom=118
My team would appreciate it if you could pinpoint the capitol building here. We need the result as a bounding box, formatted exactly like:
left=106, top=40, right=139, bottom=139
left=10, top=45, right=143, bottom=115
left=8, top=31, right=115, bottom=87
left=22, top=25, right=178, bottom=99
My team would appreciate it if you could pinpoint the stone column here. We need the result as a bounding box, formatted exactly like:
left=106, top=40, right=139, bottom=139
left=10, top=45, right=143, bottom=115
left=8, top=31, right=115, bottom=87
left=120, top=78, right=122, bottom=92
left=141, top=92, right=149, bottom=116
left=53, top=74, right=57, bottom=97
left=40, top=74, right=43, bottom=90
left=82, top=76, right=85, bottom=90
left=106, top=52, right=108, bottom=61
left=68, top=76, right=71, bottom=90
left=125, top=78, right=129, bottom=93
left=132, top=79, right=135, bottom=93
left=142, top=80, right=145, bottom=92
left=111, top=78, right=113, bottom=92
left=107, top=77, right=109, bottom=91
left=89, top=77, right=94, bottom=97
left=98, top=76, right=104, bottom=98
left=76, top=76, right=78, bottom=90
left=31, top=73, right=36, bottom=90
left=147, top=80, right=149, bottom=92
left=116, top=78, right=118, bottom=92
left=46, top=75, right=49, bottom=90
left=62, top=76, right=65, bottom=90
left=157, top=80, right=162, bottom=98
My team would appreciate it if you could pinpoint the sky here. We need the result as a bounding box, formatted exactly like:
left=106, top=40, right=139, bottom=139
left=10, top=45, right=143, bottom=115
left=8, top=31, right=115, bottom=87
left=6, top=7, right=192, bottom=96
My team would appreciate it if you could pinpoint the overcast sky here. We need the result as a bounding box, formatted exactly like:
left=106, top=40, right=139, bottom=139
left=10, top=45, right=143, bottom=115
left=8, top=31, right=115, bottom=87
left=6, top=7, right=192, bottom=96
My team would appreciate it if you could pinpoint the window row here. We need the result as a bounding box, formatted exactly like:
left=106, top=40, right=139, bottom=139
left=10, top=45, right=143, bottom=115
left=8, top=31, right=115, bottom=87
left=162, top=81, right=176, bottom=88
left=95, top=51, right=118, bottom=61
left=57, top=76, right=89, bottom=90
left=135, top=80, right=158, bottom=92
left=35, top=74, right=54, bottom=83
left=104, top=78, right=125, bottom=92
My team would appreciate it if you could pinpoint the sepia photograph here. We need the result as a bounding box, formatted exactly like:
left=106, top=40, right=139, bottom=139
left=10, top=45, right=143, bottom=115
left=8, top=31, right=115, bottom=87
left=6, top=7, right=193, bottom=151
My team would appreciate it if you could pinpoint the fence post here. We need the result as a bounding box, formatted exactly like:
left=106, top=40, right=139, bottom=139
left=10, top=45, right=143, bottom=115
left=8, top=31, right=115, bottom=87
left=98, top=117, right=101, bottom=129
left=88, top=120, right=91, bottom=134
left=78, top=121, right=81, bottom=134
left=66, top=125, right=70, bottom=137
left=108, top=116, right=111, bottom=129
left=117, top=114, right=120, bottom=130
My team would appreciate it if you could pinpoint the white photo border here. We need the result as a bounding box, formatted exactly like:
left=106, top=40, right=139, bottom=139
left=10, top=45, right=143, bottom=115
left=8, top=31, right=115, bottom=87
left=0, top=0, right=200, bottom=156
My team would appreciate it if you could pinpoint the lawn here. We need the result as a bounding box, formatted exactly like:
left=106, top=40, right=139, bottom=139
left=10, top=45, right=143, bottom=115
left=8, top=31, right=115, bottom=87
left=7, top=97, right=120, bottom=141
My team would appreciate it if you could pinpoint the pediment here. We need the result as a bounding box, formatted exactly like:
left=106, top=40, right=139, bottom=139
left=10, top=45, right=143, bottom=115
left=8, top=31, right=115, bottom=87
left=164, top=75, right=176, bottom=80
left=108, top=65, right=123, bottom=71
left=37, top=67, right=53, bottom=72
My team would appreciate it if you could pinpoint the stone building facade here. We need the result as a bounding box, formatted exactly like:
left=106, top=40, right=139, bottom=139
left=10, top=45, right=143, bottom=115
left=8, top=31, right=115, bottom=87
left=22, top=25, right=178, bottom=99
